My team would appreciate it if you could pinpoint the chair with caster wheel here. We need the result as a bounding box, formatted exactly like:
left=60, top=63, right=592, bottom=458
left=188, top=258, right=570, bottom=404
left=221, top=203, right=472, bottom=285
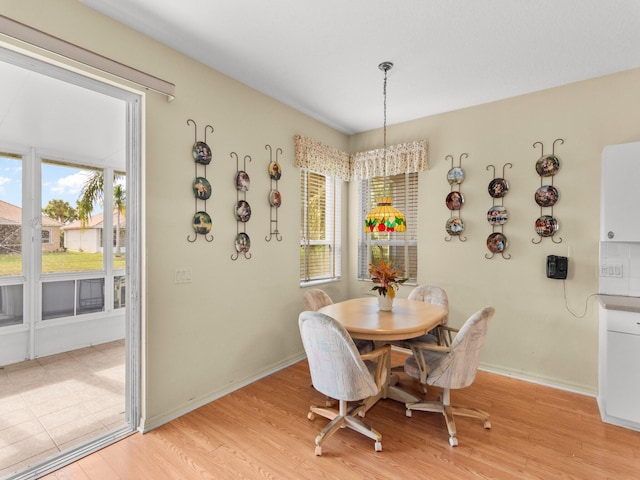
left=404, top=306, right=495, bottom=446
left=298, top=310, right=390, bottom=456
left=303, top=289, right=374, bottom=354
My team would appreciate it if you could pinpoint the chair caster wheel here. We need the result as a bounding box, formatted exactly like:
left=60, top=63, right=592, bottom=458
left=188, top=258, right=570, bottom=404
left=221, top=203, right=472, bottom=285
left=484, top=420, right=491, bottom=429
left=405, top=409, right=412, bottom=417
left=315, top=445, right=322, bottom=456
left=449, top=436, right=458, bottom=447
left=307, top=412, right=315, bottom=421
left=374, top=441, right=382, bottom=452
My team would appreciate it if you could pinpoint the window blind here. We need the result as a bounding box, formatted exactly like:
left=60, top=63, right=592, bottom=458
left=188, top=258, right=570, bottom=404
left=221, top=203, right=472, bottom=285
left=300, top=169, right=341, bottom=283
left=358, top=172, right=418, bottom=282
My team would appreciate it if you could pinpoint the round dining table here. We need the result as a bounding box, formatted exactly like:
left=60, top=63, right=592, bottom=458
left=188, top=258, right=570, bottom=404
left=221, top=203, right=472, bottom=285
left=318, top=296, right=446, bottom=341
left=318, top=296, right=447, bottom=404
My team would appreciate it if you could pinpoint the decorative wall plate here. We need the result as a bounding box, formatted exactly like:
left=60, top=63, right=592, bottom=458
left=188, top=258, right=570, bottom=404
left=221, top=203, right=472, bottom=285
left=269, top=189, right=282, bottom=208
left=535, top=154, right=560, bottom=177
left=447, top=167, right=465, bottom=185
left=535, top=215, right=559, bottom=237
left=193, top=141, right=212, bottom=165
left=487, top=206, right=508, bottom=225
left=487, top=232, right=507, bottom=253
left=488, top=178, right=509, bottom=198
left=235, top=171, right=250, bottom=191
left=192, top=211, right=212, bottom=234
left=235, top=200, right=251, bottom=222
left=192, top=177, right=212, bottom=200
left=445, top=217, right=464, bottom=235
left=534, top=185, right=559, bottom=207
left=268, top=161, right=282, bottom=180
left=235, top=232, right=251, bottom=253
left=445, top=191, right=464, bottom=210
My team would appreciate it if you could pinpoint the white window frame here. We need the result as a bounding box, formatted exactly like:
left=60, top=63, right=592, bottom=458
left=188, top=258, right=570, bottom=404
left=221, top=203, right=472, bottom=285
left=300, top=169, right=341, bottom=285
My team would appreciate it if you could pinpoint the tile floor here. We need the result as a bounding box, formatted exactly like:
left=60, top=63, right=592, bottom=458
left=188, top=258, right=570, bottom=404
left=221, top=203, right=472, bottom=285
left=0, top=340, right=125, bottom=478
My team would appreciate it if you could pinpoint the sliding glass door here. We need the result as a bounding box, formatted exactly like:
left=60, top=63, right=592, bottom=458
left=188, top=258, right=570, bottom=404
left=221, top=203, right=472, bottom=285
left=0, top=45, right=141, bottom=478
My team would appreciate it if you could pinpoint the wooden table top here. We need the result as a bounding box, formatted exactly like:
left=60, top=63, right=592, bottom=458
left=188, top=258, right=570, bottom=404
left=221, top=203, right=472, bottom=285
left=318, top=297, right=447, bottom=341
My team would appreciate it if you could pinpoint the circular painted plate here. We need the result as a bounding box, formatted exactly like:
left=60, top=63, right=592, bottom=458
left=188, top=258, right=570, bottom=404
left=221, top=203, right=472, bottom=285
left=488, top=178, right=509, bottom=198
left=487, top=206, right=508, bottom=225
left=447, top=167, right=465, bottom=185
left=487, top=232, right=508, bottom=253
left=193, top=141, right=212, bottom=165
left=535, top=185, right=559, bottom=207
left=445, top=191, right=464, bottom=210
left=535, top=215, right=559, bottom=237
left=445, top=217, right=464, bottom=235
left=235, top=200, right=251, bottom=222
left=192, top=177, right=212, bottom=200
left=268, top=161, right=282, bottom=180
left=535, top=154, right=560, bottom=177
left=235, top=171, right=250, bottom=191
left=192, top=211, right=212, bottom=234
left=269, top=189, right=282, bottom=208
left=235, top=232, right=251, bottom=253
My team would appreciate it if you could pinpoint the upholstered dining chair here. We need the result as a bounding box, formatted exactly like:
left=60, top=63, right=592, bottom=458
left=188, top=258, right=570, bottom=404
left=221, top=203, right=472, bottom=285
left=404, top=306, right=495, bottom=446
left=407, top=285, right=450, bottom=345
left=298, top=311, right=391, bottom=456
left=303, top=289, right=374, bottom=354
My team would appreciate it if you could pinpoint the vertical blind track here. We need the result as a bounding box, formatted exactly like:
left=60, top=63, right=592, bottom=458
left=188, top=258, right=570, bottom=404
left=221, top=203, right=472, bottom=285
left=0, top=14, right=175, bottom=100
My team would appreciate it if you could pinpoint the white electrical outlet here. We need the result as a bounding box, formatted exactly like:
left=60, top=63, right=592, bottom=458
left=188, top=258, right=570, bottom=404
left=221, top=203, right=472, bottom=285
left=600, top=263, right=624, bottom=278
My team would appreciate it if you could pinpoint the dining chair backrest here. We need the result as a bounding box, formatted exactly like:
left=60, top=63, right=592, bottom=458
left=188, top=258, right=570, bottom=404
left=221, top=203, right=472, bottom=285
left=298, top=311, right=378, bottom=402
left=408, top=285, right=449, bottom=325
left=303, top=289, right=334, bottom=311
left=426, top=306, right=495, bottom=390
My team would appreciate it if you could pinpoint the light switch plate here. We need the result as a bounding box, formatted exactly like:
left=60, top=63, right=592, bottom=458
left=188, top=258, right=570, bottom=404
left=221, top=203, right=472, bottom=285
left=174, top=267, right=192, bottom=284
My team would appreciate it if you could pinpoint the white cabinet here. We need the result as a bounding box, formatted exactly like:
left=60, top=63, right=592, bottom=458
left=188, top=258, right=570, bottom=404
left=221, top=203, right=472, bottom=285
left=598, top=305, right=640, bottom=430
left=601, top=142, right=640, bottom=242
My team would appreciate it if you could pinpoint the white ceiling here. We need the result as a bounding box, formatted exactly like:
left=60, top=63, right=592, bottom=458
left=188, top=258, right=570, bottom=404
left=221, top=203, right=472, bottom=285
left=0, top=53, right=126, bottom=166
left=85, top=0, right=640, bottom=134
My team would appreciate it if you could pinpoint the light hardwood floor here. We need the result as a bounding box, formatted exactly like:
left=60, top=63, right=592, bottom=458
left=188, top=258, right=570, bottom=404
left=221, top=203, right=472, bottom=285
left=43, top=352, right=640, bottom=479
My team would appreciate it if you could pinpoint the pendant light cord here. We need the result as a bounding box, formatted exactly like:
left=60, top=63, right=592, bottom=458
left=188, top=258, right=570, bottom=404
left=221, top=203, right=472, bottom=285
left=379, top=62, right=392, bottom=197
left=383, top=66, right=388, bottom=196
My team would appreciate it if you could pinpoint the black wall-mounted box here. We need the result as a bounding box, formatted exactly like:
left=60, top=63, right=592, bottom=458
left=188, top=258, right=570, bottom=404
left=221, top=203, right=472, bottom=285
left=546, top=255, right=568, bottom=279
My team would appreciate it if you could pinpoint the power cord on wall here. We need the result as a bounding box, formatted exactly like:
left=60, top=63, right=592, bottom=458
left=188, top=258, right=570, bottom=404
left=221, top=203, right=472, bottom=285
left=562, top=279, right=599, bottom=318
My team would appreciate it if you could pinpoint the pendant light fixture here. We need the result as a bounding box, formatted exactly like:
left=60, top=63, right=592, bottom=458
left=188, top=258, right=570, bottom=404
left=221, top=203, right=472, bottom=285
left=365, top=61, right=406, bottom=233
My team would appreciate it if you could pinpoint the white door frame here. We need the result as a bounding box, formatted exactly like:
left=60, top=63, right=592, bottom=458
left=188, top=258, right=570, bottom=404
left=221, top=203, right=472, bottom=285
left=0, top=46, right=142, bottom=478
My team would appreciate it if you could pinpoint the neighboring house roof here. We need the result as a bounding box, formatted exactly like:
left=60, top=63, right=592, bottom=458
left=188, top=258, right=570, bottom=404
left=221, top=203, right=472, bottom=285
left=63, top=210, right=126, bottom=230
left=0, top=200, right=64, bottom=227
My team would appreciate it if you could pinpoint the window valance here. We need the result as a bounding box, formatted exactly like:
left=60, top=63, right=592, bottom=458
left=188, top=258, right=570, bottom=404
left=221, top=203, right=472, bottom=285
left=350, top=140, right=428, bottom=181
left=295, top=135, right=428, bottom=181
left=294, top=135, right=351, bottom=181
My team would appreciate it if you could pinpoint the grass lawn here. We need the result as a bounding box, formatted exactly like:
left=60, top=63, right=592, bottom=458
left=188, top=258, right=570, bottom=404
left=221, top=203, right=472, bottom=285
left=0, top=251, right=126, bottom=276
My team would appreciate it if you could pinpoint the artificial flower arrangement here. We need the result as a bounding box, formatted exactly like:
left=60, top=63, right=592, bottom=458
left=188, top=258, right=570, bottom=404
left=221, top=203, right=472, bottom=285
left=368, top=259, right=407, bottom=298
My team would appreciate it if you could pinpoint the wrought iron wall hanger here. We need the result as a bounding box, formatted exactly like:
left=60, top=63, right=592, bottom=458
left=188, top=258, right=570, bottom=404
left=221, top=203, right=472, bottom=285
left=532, top=138, right=563, bottom=244
left=265, top=144, right=283, bottom=242
left=187, top=119, right=214, bottom=243
left=445, top=153, right=467, bottom=242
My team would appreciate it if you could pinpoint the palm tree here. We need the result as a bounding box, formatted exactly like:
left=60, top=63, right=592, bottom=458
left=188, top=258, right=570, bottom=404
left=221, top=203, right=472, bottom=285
left=77, top=171, right=104, bottom=227
left=113, top=183, right=126, bottom=257
left=78, top=170, right=126, bottom=256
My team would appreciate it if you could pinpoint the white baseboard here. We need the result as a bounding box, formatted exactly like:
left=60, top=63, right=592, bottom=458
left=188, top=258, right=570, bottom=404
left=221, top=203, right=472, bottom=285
left=478, top=362, right=597, bottom=397
left=139, top=352, right=306, bottom=433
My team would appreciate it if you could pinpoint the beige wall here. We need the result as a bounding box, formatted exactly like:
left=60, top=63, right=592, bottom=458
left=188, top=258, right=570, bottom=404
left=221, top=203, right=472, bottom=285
left=348, top=68, right=640, bottom=392
left=4, top=0, right=640, bottom=431
left=1, top=0, right=349, bottom=430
